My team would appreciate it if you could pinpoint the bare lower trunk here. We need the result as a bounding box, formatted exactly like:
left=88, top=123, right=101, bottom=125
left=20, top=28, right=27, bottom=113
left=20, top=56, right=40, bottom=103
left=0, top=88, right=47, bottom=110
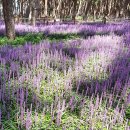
left=72, top=0, right=77, bottom=24
left=76, top=0, right=82, bottom=16
left=31, top=7, right=36, bottom=26
left=2, top=0, right=15, bottom=39
left=83, top=0, right=92, bottom=20
left=44, top=0, right=48, bottom=16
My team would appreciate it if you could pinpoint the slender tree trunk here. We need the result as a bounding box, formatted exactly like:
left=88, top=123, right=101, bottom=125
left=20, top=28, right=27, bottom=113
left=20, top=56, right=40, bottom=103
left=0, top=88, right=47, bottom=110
left=20, top=0, right=24, bottom=21
left=44, top=0, right=48, bottom=24
left=124, top=0, right=130, bottom=18
left=76, top=0, right=82, bottom=16
left=2, top=0, right=15, bottom=39
left=31, top=7, right=36, bottom=26
left=53, top=0, right=56, bottom=22
left=44, top=0, right=48, bottom=16
left=57, top=0, right=62, bottom=20
left=72, top=0, right=77, bottom=24
left=83, top=0, right=92, bottom=20
left=28, top=0, right=36, bottom=26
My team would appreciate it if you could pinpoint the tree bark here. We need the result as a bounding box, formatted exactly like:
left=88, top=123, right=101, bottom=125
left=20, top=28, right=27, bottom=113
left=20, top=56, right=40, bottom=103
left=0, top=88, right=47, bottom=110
left=2, top=0, right=15, bottom=40
left=31, top=7, right=36, bottom=26
left=72, top=0, right=77, bottom=24
left=83, top=0, right=92, bottom=20
left=44, top=0, right=48, bottom=16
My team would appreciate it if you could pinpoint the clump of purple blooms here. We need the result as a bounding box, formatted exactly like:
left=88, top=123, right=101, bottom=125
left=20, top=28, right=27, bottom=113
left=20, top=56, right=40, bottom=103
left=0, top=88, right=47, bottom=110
left=0, top=22, right=130, bottom=129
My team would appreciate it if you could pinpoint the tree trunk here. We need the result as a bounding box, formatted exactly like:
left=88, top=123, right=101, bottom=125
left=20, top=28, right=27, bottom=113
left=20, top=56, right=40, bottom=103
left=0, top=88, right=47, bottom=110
left=83, top=0, right=92, bottom=20
left=57, top=0, right=62, bottom=20
left=124, top=0, right=130, bottom=18
left=45, top=0, right=48, bottom=16
left=2, top=0, right=15, bottom=40
left=28, top=0, right=36, bottom=26
left=76, top=0, right=82, bottom=16
left=53, top=0, right=56, bottom=22
left=31, top=7, right=36, bottom=26
left=72, top=0, right=77, bottom=24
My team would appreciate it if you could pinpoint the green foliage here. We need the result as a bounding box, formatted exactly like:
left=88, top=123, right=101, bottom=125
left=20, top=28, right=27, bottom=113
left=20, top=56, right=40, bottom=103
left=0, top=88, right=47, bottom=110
left=10, top=37, right=26, bottom=45
left=0, top=33, right=43, bottom=46
left=76, top=16, right=83, bottom=21
left=45, top=33, right=80, bottom=42
left=126, top=105, right=130, bottom=119
left=0, top=37, right=9, bottom=45
left=0, top=33, right=80, bottom=46
left=24, top=33, right=43, bottom=44
left=0, top=27, right=129, bottom=129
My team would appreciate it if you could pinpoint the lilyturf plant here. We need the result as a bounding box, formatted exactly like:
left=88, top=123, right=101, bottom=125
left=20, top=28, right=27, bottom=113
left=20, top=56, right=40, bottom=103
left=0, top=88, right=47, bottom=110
left=0, top=22, right=130, bottom=129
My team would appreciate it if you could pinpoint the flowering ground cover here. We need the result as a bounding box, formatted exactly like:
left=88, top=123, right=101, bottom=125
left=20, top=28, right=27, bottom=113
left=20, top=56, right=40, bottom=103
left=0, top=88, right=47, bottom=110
left=0, top=22, right=130, bottom=129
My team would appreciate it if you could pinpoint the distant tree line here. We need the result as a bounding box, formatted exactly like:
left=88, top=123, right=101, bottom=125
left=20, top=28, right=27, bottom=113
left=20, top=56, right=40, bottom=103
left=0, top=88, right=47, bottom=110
left=1, top=0, right=130, bottom=39
left=11, top=0, right=130, bottom=20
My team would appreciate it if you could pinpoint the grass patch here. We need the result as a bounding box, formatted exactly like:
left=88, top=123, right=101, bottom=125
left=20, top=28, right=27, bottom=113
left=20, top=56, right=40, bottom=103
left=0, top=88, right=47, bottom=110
left=0, top=33, right=81, bottom=46
left=45, top=33, right=80, bottom=42
left=0, top=33, right=43, bottom=46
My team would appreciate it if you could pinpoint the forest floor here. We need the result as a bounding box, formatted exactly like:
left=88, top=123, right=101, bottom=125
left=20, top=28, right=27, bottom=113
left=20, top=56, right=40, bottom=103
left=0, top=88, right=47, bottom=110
left=0, top=21, right=130, bottom=130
